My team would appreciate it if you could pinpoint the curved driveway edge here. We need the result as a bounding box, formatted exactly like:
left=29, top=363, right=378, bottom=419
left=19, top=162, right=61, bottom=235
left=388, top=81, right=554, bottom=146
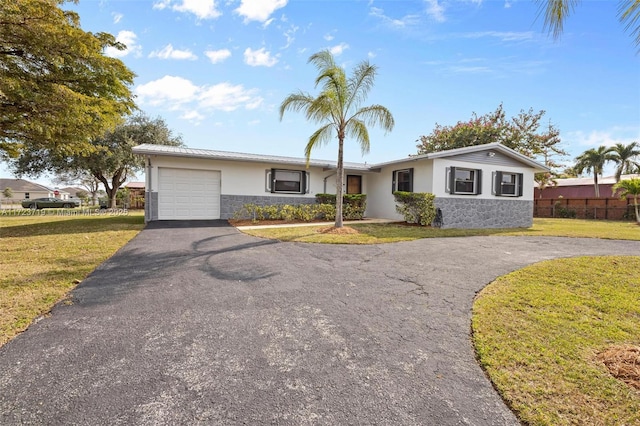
left=1, top=221, right=639, bottom=425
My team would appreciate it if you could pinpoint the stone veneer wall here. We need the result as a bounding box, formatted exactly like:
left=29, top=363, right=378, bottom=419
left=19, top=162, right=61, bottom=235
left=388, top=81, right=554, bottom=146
left=434, top=198, right=534, bottom=229
left=145, top=192, right=158, bottom=222
left=221, top=194, right=316, bottom=219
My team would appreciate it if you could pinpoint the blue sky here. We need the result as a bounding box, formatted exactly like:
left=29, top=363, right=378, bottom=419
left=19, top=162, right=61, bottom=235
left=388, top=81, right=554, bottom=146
left=3, top=0, right=639, bottom=184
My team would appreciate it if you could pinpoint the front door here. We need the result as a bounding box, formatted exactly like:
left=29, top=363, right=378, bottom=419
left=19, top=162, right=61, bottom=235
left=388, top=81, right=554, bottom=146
left=346, top=175, right=362, bottom=194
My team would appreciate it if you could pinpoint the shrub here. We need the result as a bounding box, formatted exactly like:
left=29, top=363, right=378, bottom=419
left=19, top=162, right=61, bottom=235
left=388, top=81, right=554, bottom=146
left=393, top=191, right=436, bottom=226
left=315, top=193, right=367, bottom=220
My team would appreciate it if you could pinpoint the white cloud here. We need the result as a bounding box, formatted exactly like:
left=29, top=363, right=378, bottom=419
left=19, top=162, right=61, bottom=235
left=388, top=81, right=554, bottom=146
left=112, top=13, right=123, bottom=24
left=368, top=51, right=377, bottom=59
left=463, top=31, right=534, bottom=42
left=568, top=129, right=638, bottom=149
left=369, top=7, right=420, bottom=29
left=135, top=76, right=200, bottom=106
left=153, top=0, right=221, bottom=19
left=283, top=25, right=298, bottom=49
left=180, top=110, right=205, bottom=123
left=205, top=49, right=232, bottom=64
left=329, top=43, right=349, bottom=56
left=235, top=0, right=288, bottom=23
left=244, top=47, right=278, bottom=67
left=149, top=44, right=198, bottom=60
left=199, top=83, right=263, bottom=111
left=104, top=30, right=140, bottom=58
left=424, top=0, right=446, bottom=23
left=324, top=32, right=335, bottom=41
left=135, top=76, right=263, bottom=116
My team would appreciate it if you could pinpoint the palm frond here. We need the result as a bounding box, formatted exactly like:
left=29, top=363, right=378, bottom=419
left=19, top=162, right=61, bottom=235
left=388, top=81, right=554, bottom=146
left=279, top=92, right=314, bottom=121
left=304, top=124, right=335, bottom=164
left=536, top=0, right=581, bottom=40
left=618, top=0, right=640, bottom=50
left=344, top=118, right=370, bottom=155
left=345, top=61, right=378, bottom=114
left=351, top=104, right=395, bottom=134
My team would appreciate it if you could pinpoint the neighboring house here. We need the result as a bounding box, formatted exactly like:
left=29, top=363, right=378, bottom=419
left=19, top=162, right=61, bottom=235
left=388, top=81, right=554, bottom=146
left=60, top=187, right=87, bottom=200
left=535, top=174, right=640, bottom=199
left=125, top=182, right=145, bottom=209
left=132, top=142, right=548, bottom=228
left=0, top=178, right=56, bottom=202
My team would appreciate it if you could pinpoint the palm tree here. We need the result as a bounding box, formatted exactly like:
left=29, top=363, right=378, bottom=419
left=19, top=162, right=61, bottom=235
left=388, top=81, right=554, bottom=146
left=609, top=142, right=640, bottom=182
left=280, top=50, right=394, bottom=228
left=537, top=0, right=640, bottom=50
left=574, top=146, right=615, bottom=197
left=612, top=178, right=640, bottom=224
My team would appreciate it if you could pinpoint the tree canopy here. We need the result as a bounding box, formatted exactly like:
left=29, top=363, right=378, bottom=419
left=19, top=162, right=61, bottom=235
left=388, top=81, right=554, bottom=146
left=609, top=142, right=640, bottom=182
left=574, top=146, right=616, bottom=198
left=280, top=50, right=394, bottom=228
left=12, top=114, right=183, bottom=208
left=416, top=104, right=567, bottom=162
left=0, top=0, right=136, bottom=159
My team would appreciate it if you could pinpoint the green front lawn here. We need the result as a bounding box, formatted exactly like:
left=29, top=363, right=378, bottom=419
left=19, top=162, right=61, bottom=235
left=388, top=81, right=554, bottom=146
left=240, top=218, right=640, bottom=243
left=0, top=211, right=144, bottom=346
left=473, top=256, right=640, bottom=425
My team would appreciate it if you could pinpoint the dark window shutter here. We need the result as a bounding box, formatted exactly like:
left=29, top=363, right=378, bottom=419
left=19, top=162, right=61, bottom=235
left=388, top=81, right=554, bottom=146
left=301, top=172, right=308, bottom=194
left=448, top=167, right=456, bottom=194
left=494, top=171, right=503, bottom=196
left=392, top=170, right=397, bottom=193
left=517, top=173, right=524, bottom=197
left=476, top=169, right=482, bottom=195
left=408, top=168, right=414, bottom=192
left=270, top=168, right=276, bottom=193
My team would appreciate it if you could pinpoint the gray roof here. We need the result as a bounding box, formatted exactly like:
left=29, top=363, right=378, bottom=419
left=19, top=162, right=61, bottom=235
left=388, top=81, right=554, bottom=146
left=0, top=178, right=53, bottom=193
left=132, top=144, right=371, bottom=171
left=372, top=142, right=549, bottom=172
left=132, top=142, right=549, bottom=172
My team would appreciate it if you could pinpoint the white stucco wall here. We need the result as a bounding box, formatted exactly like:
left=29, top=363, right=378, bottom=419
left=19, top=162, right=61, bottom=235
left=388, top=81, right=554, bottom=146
left=144, top=155, right=367, bottom=198
left=365, top=158, right=434, bottom=220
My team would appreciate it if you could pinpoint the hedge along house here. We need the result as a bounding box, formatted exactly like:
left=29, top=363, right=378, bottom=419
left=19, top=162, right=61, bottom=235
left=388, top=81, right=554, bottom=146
left=132, top=142, right=548, bottom=228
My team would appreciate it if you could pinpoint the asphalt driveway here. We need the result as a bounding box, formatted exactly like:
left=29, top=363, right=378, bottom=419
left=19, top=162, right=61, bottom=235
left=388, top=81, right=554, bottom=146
left=1, top=221, right=639, bottom=425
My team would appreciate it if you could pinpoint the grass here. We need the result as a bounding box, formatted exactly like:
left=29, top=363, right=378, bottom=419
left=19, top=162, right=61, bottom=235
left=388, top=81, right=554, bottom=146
left=472, top=256, right=640, bottom=426
left=239, top=218, right=640, bottom=243
left=0, top=211, right=145, bottom=346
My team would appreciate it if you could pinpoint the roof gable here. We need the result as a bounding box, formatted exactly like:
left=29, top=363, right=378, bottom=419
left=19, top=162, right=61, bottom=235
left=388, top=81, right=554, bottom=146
left=0, top=178, right=53, bottom=193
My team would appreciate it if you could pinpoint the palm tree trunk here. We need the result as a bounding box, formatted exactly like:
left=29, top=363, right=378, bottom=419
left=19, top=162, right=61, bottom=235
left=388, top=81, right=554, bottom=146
left=335, top=137, right=344, bottom=228
left=594, top=173, right=600, bottom=198
left=634, top=195, right=640, bottom=224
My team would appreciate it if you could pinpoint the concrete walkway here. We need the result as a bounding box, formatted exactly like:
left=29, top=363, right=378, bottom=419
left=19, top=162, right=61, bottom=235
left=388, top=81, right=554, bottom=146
left=1, top=221, right=639, bottom=425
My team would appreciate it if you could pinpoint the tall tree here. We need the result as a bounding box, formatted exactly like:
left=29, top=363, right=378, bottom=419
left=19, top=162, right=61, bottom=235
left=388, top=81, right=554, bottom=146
left=416, top=105, right=568, bottom=163
left=609, top=142, right=640, bottom=182
left=280, top=50, right=394, bottom=228
left=536, top=0, right=640, bottom=51
left=574, top=146, right=615, bottom=197
left=13, top=114, right=183, bottom=208
left=0, top=0, right=136, bottom=159
left=612, top=178, right=640, bottom=224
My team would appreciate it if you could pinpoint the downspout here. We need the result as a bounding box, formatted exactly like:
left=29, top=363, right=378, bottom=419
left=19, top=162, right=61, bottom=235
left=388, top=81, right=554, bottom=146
left=323, top=172, right=337, bottom=193
left=147, top=156, right=152, bottom=223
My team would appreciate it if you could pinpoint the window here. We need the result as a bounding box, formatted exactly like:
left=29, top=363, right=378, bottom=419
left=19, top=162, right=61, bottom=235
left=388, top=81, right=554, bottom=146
left=447, top=167, right=482, bottom=195
left=266, top=169, right=308, bottom=194
left=392, top=168, right=413, bottom=192
left=493, top=171, right=523, bottom=197
left=24, top=193, right=30, bottom=199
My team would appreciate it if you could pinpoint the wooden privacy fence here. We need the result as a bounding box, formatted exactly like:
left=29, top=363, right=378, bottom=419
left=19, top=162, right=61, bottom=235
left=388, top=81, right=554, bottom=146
left=534, top=198, right=635, bottom=220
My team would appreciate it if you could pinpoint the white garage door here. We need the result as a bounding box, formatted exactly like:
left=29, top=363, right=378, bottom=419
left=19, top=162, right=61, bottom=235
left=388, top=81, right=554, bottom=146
left=158, top=168, right=221, bottom=220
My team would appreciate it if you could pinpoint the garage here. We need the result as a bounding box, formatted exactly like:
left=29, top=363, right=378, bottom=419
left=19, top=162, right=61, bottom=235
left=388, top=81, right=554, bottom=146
left=157, top=168, right=221, bottom=220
